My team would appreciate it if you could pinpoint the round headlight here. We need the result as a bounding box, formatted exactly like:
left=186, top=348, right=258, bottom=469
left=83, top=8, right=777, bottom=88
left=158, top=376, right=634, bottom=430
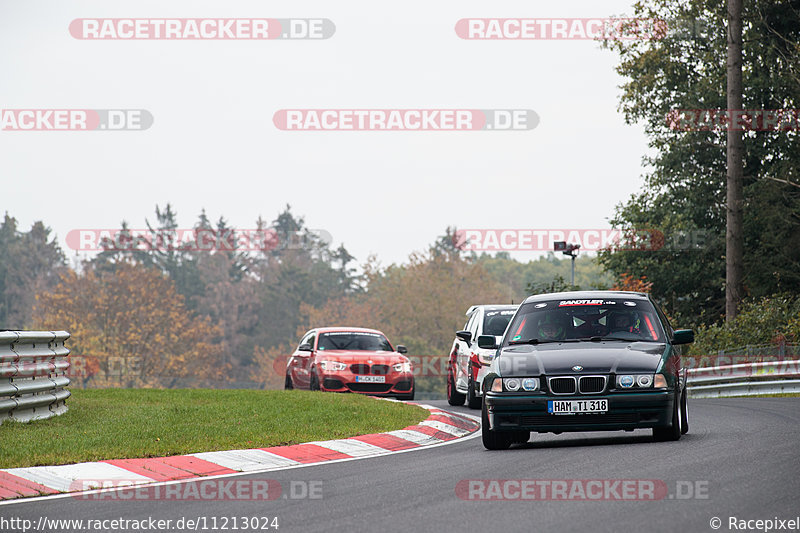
left=618, top=375, right=635, bottom=388
left=504, top=378, right=521, bottom=391
left=637, top=375, right=653, bottom=388
left=522, top=378, right=539, bottom=391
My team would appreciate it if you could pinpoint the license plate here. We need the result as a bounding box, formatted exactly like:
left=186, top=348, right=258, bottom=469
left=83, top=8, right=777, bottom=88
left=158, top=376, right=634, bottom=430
left=355, top=375, right=385, bottom=383
left=548, top=399, right=608, bottom=414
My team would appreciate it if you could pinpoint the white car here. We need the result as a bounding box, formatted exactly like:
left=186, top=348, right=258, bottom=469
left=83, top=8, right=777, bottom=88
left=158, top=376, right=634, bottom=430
left=447, top=304, right=518, bottom=408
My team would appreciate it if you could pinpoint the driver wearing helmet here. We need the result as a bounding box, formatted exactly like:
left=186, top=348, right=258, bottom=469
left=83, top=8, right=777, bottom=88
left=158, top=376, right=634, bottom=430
left=537, top=313, right=567, bottom=341
left=609, top=312, right=633, bottom=334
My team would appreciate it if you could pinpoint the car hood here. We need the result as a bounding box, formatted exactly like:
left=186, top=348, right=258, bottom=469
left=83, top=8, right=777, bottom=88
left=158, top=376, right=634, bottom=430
left=314, top=350, right=408, bottom=364
left=493, top=341, right=666, bottom=376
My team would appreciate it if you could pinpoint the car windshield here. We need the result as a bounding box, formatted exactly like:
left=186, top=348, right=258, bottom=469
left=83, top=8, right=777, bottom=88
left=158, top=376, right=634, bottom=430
left=317, top=332, right=393, bottom=351
left=502, top=298, right=665, bottom=346
left=483, top=309, right=516, bottom=337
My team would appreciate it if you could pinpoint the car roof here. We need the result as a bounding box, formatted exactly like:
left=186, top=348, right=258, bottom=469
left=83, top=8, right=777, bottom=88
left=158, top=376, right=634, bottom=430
left=521, top=291, right=650, bottom=304
left=466, top=304, right=519, bottom=316
left=312, top=326, right=387, bottom=335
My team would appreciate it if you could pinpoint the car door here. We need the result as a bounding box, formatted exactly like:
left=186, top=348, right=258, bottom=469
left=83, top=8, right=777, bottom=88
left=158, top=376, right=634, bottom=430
left=456, top=310, right=479, bottom=391
left=289, top=331, right=316, bottom=389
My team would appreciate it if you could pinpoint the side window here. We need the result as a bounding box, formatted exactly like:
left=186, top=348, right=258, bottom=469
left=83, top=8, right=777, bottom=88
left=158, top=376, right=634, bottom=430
left=470, top=311, right=481, bottom=338
left=300, top=332, right=316, bottom=350
left=464, top=312, right=477, bottom=339
left=651, top=301, right=674, bottom=339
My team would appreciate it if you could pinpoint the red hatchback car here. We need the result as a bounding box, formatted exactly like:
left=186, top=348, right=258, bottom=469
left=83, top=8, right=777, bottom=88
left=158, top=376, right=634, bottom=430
left=284, top=327, right=415, bottom=400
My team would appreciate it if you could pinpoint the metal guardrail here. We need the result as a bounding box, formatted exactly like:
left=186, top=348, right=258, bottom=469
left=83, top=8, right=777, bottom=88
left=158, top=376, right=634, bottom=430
left=713, top=343, right=800, bottom=357
left=0, top=331, right=71, bottom=424
left=686, top=359, right=800, bottom=398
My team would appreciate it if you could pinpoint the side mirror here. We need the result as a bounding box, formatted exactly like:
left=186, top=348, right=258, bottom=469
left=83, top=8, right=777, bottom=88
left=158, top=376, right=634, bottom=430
left=396, top=345, right=408, bottom=354
left=456, top=330, right=472, bottom=344
left=477, top=335, right=497, bottom=349
left=672, top=329, right=694, bottom=345
left=298, top=343, right=313, bottom=352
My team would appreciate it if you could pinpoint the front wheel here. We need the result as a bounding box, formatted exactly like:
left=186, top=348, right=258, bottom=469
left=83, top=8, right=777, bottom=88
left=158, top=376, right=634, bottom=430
left=680, top=386, right=689, bottom=434
left=653, top=389, right=682, bottom=442
left=447, top=368, right=466, bottom=406
left=399, top=386, right=415, bottom=401
left=466, top=371, right=481, bottom=409
left=284, top=374, right=293, bottom=390
left=310, top=371, right=321, bottom=391
left=481, top=400, right=512, bottom=450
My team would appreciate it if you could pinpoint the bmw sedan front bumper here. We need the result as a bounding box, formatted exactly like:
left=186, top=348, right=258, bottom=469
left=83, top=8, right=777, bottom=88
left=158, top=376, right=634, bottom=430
left=484, top=391, right=675, bottom=433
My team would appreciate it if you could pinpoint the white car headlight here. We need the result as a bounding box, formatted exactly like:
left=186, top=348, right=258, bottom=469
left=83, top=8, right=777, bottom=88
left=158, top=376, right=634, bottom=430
left=616, top=374, right=660, bottom=389
left=477, top=351, right=495, bottom=365
left=521, top=378, right=540, bottom=391
left=492, top=377, right=540, bottom=392
left=320, top=361, right=347, bottom=371
left=618, top=375, right=635, bottom=388
left=393, top=362, right=412, bottom=373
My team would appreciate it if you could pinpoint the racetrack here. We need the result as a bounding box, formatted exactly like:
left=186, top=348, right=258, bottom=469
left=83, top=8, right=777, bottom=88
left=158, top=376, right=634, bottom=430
left=3, top=398, right=799, bottom=533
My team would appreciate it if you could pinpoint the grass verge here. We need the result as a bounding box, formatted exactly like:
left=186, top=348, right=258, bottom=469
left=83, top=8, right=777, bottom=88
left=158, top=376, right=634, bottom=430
left=0, top=389, right=428, bottom=469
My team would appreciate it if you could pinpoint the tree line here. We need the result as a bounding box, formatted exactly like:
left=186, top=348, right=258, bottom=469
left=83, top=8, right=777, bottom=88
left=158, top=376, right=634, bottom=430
left=0, top=206, right=610, bottom=392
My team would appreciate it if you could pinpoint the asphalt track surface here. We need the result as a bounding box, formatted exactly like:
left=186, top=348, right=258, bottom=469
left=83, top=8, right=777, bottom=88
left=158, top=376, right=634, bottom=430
left=2, top=398, right=799, bottom=533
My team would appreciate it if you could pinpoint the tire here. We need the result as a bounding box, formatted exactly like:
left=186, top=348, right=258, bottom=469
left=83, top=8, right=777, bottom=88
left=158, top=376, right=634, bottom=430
left=447, top=367, right=466, bottom=406
left=680, top=386, right=689, bottom=435
left=481, top=399, right=512, bottom=450
left=653, top=388, right=682, bottom=442
left=466, top=371, right=481, bottom=409
left=310, top=371, right=320, bottom=392
left=284, top=374, right=293, bottom=390
left=399, top=386, right=415, bottom=401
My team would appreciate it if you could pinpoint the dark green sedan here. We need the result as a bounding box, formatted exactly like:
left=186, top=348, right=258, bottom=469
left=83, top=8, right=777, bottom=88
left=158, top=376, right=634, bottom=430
left=479, top=291, right=693, bottom=450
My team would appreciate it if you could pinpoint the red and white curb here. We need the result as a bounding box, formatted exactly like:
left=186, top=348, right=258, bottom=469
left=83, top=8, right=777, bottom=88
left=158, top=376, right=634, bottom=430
left=0, top=403, right=478, bottom=503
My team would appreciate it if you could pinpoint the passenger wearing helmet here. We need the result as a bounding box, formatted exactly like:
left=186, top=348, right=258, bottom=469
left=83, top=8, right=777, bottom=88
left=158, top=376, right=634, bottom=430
left=537, top=314, right=567, bottom=341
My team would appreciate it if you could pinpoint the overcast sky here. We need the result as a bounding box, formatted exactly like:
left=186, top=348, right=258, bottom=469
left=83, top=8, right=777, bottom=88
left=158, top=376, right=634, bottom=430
left=1, top=0, right=651, bottom=267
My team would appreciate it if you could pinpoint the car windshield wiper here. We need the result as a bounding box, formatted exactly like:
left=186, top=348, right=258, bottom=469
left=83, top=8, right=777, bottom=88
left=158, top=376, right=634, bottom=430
left=580, top=336, right=658, bottom=342
left=578, top=336, right=632, bottom=342
left=508, top=338, right=577, bottom=346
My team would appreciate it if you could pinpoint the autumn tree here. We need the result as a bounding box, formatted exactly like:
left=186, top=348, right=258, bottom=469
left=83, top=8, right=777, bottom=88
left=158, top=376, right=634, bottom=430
left=31, top=262, right=229, bottom=388
left=611, top=273, right=654, bottom=293
left=599, top=0, right=800, bottom=326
